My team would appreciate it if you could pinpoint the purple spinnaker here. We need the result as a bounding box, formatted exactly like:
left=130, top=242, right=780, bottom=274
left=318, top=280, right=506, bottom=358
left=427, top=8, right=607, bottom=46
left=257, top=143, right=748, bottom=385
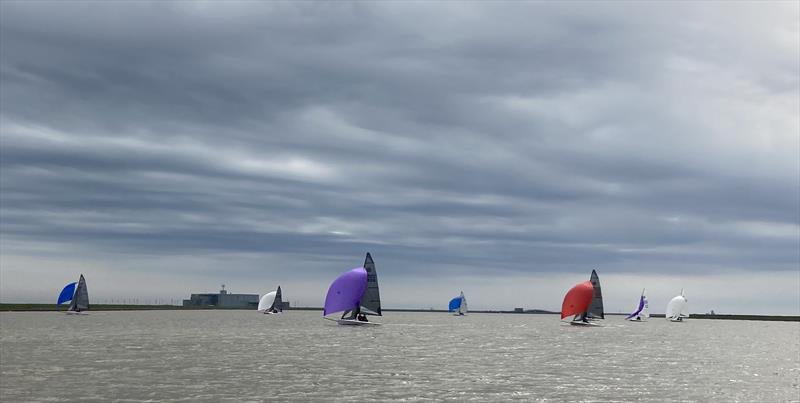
left=323, top=267, right=367, bottom=316
left=626, top=295, right=646, bottom=319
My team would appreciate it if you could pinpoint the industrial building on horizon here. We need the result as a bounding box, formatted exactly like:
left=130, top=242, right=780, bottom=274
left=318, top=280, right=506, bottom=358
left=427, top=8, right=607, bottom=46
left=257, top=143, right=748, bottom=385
left=182, top=285, right=291, bottom=309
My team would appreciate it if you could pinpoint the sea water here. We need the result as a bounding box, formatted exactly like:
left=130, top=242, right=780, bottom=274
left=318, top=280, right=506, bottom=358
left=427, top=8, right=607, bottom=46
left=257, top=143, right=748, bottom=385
left=1, top=310, right=798, bottom=402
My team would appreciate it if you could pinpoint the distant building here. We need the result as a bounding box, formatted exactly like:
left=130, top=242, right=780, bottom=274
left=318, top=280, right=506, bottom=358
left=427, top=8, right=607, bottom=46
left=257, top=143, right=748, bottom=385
left=183, top=285, right=258, bottom=309
left=514, top=307, right=524, bottom=313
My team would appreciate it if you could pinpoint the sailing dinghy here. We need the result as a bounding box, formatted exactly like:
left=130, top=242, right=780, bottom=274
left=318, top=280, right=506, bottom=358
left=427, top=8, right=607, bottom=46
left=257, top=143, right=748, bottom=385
left=323, top=253, right=382, bottom=326
left=258, top=286, right=283, bottom=314
left=625, top=289, right=649, bottom=322
left=57, top=274, right=89, bottom=314
left=561, top=280, right=596, bottom=326
left=448, top=291, right=468, bottom=316
left=666, top=290, right=689, bottom=322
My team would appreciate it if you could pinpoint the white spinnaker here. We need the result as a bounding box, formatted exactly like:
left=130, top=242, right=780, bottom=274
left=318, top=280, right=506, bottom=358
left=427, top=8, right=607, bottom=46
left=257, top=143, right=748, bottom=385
left=258, top=291, right=277, bottom=312
left=665, top=295, right=687, bottom=319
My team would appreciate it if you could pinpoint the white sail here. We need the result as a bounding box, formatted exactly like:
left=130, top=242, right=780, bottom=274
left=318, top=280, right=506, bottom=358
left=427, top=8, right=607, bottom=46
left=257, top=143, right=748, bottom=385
left=258, top=291, right=276, bottom=312
left=459, top=292, right=468, bottom=315
left=666, top=294, right=687, bottom=320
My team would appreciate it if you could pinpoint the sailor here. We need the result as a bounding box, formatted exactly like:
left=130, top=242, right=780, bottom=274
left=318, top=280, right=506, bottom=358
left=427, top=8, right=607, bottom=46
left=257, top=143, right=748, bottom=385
left=357, top=313, right=368, bottom=322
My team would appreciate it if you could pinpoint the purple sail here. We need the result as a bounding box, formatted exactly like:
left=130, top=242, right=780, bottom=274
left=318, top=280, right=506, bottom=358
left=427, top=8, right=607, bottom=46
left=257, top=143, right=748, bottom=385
left=323, top=267, right=367, bottom=316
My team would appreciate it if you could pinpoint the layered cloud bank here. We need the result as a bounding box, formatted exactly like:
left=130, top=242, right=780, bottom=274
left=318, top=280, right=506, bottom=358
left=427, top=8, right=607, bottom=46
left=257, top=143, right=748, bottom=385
left=1, top=2, right=798, bottom=313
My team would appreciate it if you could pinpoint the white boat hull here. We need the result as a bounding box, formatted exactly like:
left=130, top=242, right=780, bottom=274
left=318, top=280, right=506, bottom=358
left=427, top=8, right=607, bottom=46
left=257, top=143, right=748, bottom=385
left=64, top=311, right=89, bottom=315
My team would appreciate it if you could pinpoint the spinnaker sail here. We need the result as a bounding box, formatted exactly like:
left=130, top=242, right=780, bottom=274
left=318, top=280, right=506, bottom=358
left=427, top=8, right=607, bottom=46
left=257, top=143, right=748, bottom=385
left=666, top=291, right=688, bottom=321
left=561, top=281, right=593, bottom=319
left=448, top=291, right=467, bottom=315
left=258, top=285, right=283, bottom=313
left=625, top=289, right=649, bottom=321
left=323, top=268, right=367, bottom=317
left=57, top=282, right=77, bottom=306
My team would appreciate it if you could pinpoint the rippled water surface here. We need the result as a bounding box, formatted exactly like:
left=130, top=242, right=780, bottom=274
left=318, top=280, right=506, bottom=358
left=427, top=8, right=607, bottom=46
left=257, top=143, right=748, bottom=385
left=1, top=310, right=798, bottom=402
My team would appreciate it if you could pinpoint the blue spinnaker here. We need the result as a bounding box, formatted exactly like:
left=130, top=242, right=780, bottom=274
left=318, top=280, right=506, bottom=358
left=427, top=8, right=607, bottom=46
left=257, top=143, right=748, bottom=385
left=57, top=282, right=77, bottom=305
left=448, top=296, right=462, bottom=312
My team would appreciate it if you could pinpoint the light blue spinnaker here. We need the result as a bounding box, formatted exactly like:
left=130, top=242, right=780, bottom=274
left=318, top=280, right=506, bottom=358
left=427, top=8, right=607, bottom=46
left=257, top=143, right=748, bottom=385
left=57, top=282, right=77, bottom=306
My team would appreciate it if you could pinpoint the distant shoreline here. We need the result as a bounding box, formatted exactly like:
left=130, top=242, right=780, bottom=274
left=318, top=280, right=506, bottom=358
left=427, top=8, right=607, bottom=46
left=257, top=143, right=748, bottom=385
left=1, top=304, right=797, bottom=321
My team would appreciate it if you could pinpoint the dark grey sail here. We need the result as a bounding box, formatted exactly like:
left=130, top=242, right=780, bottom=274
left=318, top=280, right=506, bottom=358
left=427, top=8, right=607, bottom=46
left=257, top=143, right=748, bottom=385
left=270, top=286, right=283, bottom=313
left=68, top=274, right=89, bottom=312
left=587, top=269, right=604, bottom=319
left=359, top=252, right=382, bottom=316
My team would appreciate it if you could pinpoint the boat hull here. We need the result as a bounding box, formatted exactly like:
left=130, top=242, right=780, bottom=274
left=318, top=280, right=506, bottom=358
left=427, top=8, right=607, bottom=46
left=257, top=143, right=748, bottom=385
left=336, top=318, right=380, bottom=326
left=64, top=311, right=89, bottom=315
left=569, top=320, right=600, bottom=326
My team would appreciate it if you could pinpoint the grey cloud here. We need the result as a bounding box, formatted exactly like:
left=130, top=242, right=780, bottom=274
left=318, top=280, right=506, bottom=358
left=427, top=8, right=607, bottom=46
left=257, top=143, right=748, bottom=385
left=1, top=1, right=798, bottom=311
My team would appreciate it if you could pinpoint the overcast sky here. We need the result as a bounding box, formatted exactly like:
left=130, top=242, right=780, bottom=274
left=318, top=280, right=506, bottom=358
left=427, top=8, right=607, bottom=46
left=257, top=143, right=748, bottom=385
left=1, top=1, right=798, bottom=314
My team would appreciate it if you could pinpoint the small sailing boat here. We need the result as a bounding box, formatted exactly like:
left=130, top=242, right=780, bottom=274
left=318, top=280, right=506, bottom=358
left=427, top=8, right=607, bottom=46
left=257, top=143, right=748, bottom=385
left=448, top=291, right=467, bottom=316
left=625, top=289, right=649, bottom=322
left=257, top=285, right=283, bottom=314
left=57, top=274, right=89, bottom=314
left=666, top=290, right=689, bottom=322
left=323, top=253, right=382, bottom=326
left=561, top=280, right=595, bottom=326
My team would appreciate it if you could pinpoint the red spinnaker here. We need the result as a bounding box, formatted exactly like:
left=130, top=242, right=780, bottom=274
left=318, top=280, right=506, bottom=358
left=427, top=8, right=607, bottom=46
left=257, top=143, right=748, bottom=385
left=561, top=280, right=594, bottom=319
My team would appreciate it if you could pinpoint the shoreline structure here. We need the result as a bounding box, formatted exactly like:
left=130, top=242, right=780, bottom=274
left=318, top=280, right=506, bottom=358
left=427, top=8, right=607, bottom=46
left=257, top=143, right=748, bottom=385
left=1, top=304, right=797, bottom=321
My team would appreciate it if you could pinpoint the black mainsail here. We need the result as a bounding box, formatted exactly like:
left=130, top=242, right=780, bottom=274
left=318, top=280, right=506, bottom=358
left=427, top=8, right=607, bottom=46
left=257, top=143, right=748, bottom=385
left=360, top=252, right=382, bottom=316
left=68, top=274, right=89, bottom=312
left=271, top=286, right=283, bottom=313
left=586, top=269, right=604, bottom=319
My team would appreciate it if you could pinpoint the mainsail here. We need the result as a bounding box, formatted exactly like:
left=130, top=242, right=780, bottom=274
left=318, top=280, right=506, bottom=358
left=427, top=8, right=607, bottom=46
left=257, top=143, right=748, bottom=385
left=359, top=253, right=382, bottom=316
left=561, top=281, right=593, bottom=319
left=587, top=269, right=604, bottom=319
left=67, top=274, right=89, bottom=312
left=625, top=289, right=649, bottom=320
left=273, top=286, right=283, bottom=312
left=258, top=286, right=283, bottom=313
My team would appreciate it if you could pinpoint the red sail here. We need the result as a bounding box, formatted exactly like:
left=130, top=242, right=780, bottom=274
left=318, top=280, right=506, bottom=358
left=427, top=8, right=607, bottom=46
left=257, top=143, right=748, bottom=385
left=561, top=280, right=594, bottom=319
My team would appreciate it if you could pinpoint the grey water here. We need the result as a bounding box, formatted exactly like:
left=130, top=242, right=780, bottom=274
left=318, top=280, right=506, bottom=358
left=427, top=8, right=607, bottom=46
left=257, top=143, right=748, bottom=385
left=1, top=311, right=798, bottom=402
